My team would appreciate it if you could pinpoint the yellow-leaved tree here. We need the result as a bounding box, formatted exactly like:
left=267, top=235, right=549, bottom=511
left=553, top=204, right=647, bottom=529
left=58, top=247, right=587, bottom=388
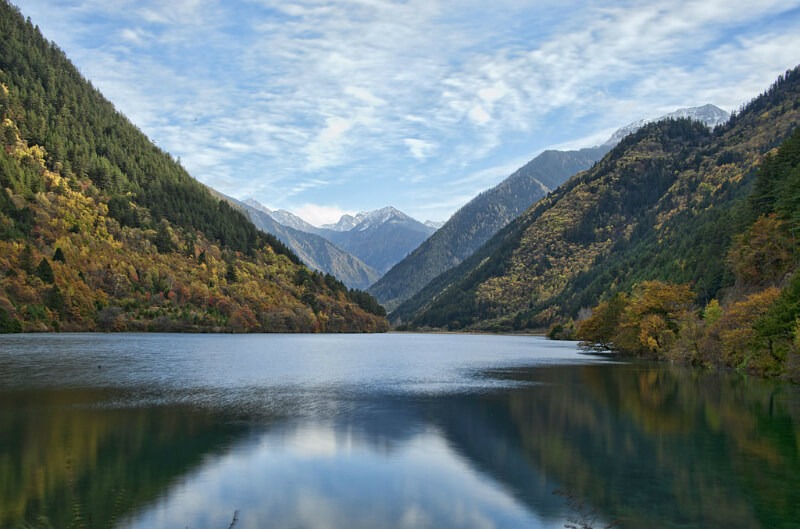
left=579, top=281, right=695, bottom=357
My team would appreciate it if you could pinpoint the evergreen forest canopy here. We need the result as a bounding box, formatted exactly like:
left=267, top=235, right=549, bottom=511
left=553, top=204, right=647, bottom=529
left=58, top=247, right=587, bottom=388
left=394, top=66, right=800, bottom=380
left=0, top=0, right=387, bottom=332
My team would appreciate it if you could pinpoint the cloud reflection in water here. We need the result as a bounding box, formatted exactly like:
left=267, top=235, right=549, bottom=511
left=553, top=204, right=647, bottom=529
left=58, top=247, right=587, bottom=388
left=122, top=422, right=559, bottom=529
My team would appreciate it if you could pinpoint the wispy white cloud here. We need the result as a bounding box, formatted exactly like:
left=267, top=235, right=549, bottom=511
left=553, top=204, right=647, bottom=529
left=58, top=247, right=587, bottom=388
left=14, top=0, right=800, bottom=223
left=404, top=139, right=436, bottom=161
left=292, top=203, right=355, bottom=227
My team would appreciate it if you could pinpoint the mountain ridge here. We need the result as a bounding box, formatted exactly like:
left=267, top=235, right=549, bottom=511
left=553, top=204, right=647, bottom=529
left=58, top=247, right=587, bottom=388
left=247, top=203, right=436, bottom=279
left=601, top=104, right=730, bottom=146
left=242, top=199, right=320, bottom=234
left=369, top=104, right=730, bottom=312
left=392, top=68, right=800, bottom=336
left=317, top=207, right=436, bottom=275
left=368, top=145, right=610, bottom=310
left=229, top=201, right=435, bottom=287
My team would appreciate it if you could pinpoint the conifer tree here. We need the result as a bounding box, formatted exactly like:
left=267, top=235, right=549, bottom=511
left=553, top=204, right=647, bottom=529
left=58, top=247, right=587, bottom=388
left=19, top=244, right=34, bottom=273
left=35, top=257, right=54, bottom=283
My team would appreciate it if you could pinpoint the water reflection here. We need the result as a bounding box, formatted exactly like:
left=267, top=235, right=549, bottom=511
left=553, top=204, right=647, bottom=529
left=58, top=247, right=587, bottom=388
left=0, top=389, right=246, bottom=529
left=479, top=363, right=800, bottom=529
left=1, top=336, right=799, bottom=528
left=123, top=422, right=555, bottom=529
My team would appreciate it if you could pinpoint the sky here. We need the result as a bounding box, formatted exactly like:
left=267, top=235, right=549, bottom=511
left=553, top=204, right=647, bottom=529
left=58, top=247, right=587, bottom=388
left=13, top=0, right=800, bottom=226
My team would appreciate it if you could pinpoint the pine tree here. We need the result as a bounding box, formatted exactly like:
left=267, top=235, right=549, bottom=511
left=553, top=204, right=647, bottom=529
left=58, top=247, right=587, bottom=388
left=35, top=257, right=54, bottom=283
left=226, top=261, right=238, bottom=283
left=19, top=244, right=34, bottom=273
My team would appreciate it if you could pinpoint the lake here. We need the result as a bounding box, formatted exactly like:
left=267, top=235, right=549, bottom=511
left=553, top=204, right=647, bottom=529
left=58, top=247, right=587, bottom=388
left=0, top=333, right=798, bottom=529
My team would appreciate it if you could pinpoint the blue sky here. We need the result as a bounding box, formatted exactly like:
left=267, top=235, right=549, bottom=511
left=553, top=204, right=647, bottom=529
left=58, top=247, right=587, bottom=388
left=14, top=0, right=800, bottom=225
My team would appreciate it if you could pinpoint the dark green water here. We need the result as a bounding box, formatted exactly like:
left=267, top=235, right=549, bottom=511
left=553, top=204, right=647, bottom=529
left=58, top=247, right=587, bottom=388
left=0, top=333, right=798, bottom=528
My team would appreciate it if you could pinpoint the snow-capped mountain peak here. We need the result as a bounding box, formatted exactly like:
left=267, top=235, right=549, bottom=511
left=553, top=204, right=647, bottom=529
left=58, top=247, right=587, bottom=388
left=322, top=213, right=363, bottom=232
left=269, top=209, right=318, bottom=233
left=603, top=104, right=730, bottom=147
left=242, top=199, right=320, bottom=233
left=354, top=207, right=413, bottom=231
left=317, top=207, right=436, bottom=274
left=665, top=103, right=730, bottom=125
left=242, top=198, right=272, bottom=215
left=320, top=207, right=420, bottom=232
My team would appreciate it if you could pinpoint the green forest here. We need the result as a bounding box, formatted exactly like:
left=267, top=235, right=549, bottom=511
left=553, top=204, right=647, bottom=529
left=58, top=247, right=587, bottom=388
left=0, top=0, right=387, bottom=333
left=394, top=66, right=800, bottom=380
left=577, top=126, right=800, bottom=380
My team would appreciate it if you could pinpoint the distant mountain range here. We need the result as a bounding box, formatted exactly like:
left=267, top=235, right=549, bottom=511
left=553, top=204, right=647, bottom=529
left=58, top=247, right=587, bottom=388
left=236, top=201, right=437, bottom=286
left=369, top=104, right=730, bottom=311
left=218, top=196, right=381, bottom=290
left=315, top=207, right=437, bottom=275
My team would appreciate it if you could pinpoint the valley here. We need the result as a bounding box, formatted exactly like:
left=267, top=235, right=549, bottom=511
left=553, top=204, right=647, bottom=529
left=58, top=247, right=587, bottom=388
left=1, top=0, right=799, bottom=381
left=2, top=2, right=800, bottom=528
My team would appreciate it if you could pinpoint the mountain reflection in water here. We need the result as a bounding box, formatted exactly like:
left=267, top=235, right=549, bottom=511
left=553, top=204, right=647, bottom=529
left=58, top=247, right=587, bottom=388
left=1, top=334, right=798, bottom=529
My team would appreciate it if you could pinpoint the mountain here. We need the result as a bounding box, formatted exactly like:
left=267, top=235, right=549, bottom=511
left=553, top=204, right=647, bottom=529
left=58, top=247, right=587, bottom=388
left=315, top=207, right=436, bottom=275
left=225, top=196, right=381, bottom=290
left=368, top=146, right=609, bottom=311
left=369, top=105, right=730, bottom=312
left=602, top=104, right=730, bottom=147
left=242, top=199, right=318, bottom=234
left=250, top=204, right=435, bottom=280
left=424, top=220, right=445, bottom=229
left=393, top=67, right=800, bottom=345
left=0, top=1, right=387, bottom=333
left=236, top=199, right=433, bottom=288
left=322, top=213, right=363, bottom=232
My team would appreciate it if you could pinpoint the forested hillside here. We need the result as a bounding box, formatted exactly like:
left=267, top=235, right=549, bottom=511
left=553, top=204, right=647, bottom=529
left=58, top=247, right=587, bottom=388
left=395, top=66, right=800, bottom=381
left=369, top=146, right=607, bottom=311
left=0, top=1, right=387, bottom=332
left=577, top=125, right=800, bottom=380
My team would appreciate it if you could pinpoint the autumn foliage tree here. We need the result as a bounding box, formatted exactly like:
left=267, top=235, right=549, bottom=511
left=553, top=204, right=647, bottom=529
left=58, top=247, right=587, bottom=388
left=575, top=292, right=628, bottom=350
left=578, top=281, right=693, bottom=357
left=696, top=288, right=782, bottom=371
left=728, top=214, right=793, bottom=290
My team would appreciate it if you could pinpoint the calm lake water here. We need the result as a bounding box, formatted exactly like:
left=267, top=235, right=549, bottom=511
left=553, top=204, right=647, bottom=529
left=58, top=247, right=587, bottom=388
left=0, top=333, right=798, bottom=529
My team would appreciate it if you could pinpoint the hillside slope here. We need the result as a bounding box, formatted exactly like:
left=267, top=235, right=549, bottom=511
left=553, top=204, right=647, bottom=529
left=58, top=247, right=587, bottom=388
left=369, top=146, right=608, bottom=310
left=0, top=1, right=387, bottom=333
left=371, top=106, right=728, bottom=312
left=395, top=67, right=800, bottom=333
